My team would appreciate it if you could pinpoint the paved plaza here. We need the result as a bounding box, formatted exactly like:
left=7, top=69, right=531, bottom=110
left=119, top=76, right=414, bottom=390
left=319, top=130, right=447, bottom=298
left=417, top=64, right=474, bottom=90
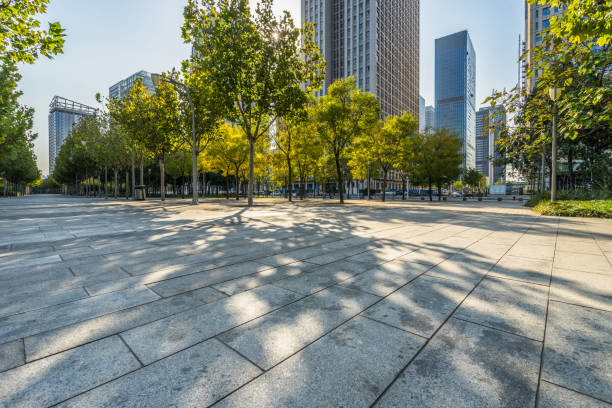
left=0, top=195, right=610, bottom=407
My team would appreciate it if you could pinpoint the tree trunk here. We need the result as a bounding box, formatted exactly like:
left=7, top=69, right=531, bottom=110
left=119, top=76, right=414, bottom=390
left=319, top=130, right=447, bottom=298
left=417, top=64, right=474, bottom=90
left=437, top=182, right=442, bottom=201
left=382, top=169, right=387, bottom=202
left=202, top=172, right=206, bottom=198
left=131, top=144, right=135, bottom=199
left=402, top=177, right=407, bottom=200
left=114, top=169, right=118, bottom=199
left=225, top=168, right=230, bottom=200
left=125, top=170, right=129, bottom=199
left=140, top=157, right=144, bottom=186
left=287, top=156, right=292, bottom=202
left=105, top=166, right=108, bottom=199
left=160, top=158, right=166, bottom=201
left=428, top=177, right=433, bottom=201
left=235, top=166, right=240, bottom=200
left=367, top=165, right=371, bottom=200
left=192, top=145, right=198, bottom=204
left=335, top=154, right=344, bottom=204
left=248, top=138, right=255, bottom=207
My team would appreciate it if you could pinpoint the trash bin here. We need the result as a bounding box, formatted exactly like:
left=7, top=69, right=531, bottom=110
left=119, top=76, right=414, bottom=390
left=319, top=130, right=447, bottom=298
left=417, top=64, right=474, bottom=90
left=135, top=185, right=146, bottom=201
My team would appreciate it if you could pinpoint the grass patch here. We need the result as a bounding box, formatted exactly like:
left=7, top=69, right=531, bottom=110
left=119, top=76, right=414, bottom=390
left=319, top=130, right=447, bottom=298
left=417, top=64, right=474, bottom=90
left=532, top=200, right=612, bottom=218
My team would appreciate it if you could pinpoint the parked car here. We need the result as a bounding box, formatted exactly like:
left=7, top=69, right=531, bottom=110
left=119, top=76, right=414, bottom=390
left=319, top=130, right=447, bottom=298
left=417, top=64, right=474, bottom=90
left=450, top=191, right=462, bottom=197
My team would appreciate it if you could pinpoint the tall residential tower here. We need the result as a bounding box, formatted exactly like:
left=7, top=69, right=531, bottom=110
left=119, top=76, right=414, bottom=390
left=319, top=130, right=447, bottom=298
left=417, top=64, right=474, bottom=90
left=435, top=30, right=476, bottom=169
left=109, top=71, right=156, bottom=100
left=48, top=96, right=97, bottom=174
left=302, top=0, right=420, bottom=118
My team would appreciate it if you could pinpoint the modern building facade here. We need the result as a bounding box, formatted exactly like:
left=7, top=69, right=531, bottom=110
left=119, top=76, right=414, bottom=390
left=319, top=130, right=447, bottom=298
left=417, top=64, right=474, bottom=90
left=475, top=106, right=507, bottom=184
left=424, top=105, right=435, bottom=131
left=48, top=96, right=97, bottom=174
left=435, top=30, right=476, bottom=169
left=109, top=70, right=156, bottom=100
left=302, top=0, right=420, bottom=119
left=524, top=2, right=566, bottom=91
left=419, top=95, right=425, bottom=132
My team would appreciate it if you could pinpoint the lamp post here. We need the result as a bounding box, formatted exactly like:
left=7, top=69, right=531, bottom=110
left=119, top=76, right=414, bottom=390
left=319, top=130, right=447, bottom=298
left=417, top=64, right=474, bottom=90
left=151, top=73, right=198, bottom=205
left=548, top=87, right=562, bottom=202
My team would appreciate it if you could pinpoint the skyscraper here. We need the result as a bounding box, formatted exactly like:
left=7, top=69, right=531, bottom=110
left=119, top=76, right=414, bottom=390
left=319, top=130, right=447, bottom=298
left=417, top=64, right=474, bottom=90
left=424, top=105, right=435, bottom=131
left=419, top=95, right=425, bottom=132
left=524, top=3, right=566, bottom=91
left=302, top=0, right=420, bottom=118
left=48, top=96, right=97, bottom=174
left=109, top=70, right=156, bottom=100
left=435, top=30, right=476, bottom=169
left=475, top=106, right=506, bottom=184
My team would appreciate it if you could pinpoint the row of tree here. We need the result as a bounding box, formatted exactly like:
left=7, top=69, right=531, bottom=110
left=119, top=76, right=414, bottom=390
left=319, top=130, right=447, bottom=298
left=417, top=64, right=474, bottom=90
left=486, top=0, right=611, bottom=192
left=0, top=0, right=66, bottom=195
left=51, top=0, right=467, bottom=203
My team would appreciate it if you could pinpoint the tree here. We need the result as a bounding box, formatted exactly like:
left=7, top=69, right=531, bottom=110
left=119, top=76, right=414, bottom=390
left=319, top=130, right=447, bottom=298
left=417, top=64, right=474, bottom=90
left=293, top=112, right=323, bottom=199
left=207, top=124, right=250, bottom=200
left=417, top=129, right=463, bottom=201
left=315, top=77, right=380, bottom=203
left=0, top=0, right=65, bottom=64
left=183, top=0, right=325, bottom=207
left=463, top=167, right=486, bottom=192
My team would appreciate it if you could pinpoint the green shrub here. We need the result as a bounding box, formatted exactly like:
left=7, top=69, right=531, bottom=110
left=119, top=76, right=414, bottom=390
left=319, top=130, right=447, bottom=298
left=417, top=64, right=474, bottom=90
left=526, top=189, right=612, bottom=207
left=533, top=200, right=612, bottom=218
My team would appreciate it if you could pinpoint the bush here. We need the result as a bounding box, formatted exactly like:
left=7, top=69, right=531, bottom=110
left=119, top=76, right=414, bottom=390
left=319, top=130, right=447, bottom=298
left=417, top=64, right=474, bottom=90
left=526, top=189, right=612, bottom=207
left=533, top=200, right=612, bottom=218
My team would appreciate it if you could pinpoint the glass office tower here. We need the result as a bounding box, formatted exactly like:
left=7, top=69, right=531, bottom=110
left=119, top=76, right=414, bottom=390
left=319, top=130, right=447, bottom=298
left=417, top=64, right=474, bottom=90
left=109, top=71, right=156, bottom=100
left=302, top=0, right=420, bottom=119
left=48, top=96, right=97, bottom=174
left=475, top=106, right=506, bottom=184
left=435, top=30, right=476, bottom=169
left=424, top=105, right=435, bottom=131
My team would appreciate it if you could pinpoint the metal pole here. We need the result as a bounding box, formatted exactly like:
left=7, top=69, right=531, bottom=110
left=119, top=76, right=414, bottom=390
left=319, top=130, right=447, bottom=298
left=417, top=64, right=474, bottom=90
left=189, top=89, right=198, bottom=205
left=551, top=103, right=558, bottom=202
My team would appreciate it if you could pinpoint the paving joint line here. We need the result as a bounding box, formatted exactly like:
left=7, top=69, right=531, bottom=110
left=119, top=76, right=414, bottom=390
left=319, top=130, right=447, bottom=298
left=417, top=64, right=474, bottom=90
left=540, top=379, right=612, bottom=406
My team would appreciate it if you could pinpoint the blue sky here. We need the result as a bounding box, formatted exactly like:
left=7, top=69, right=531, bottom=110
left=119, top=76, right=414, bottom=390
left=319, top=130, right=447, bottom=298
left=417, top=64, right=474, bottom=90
left=19, top=0, right=525, bottom=176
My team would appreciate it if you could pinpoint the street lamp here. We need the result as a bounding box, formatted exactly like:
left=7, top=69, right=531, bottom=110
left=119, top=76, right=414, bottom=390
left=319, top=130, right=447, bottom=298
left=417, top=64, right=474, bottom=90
left=548, top=87, right=563, bottom=202
left=151, top=73, right=198, bottom=205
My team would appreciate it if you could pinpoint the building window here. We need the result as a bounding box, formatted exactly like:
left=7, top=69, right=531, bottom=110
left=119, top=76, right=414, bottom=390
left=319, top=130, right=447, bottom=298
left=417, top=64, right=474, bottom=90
left=542, top=19, right=550, bottom=29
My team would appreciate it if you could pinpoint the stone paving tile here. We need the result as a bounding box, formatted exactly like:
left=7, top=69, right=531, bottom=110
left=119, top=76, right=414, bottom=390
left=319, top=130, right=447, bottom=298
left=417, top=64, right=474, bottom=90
left=0, top=336, right=140, bottom=408
left=56, top=338, right=261, bottom=408
left=537, top=381, right=612, bottom=408
left=121, top=284, right=301, bottom=365
left=0, top=286, right=88, bottom=319
left=542, top=301, right=612, bottom=403
left=554, top=251, right=612, bottom=275
left=396, top=246, right=458, bottom=266
left=0, top=339, right=24, bottom=373
left=362, top=275, right=474, bottom=338
left=489, top=255, right=553, bottom=285
left=556, top=238, right=603, bottom=255
left=0, top=254, right=61, bottom=272
left=0, top=286, right=160, bottom=344
left=339, top=260, right=430, bottom=297
left=216, top=316, right=424, bottom=408
left=146, top=262, right=274, bottom=297
left=273, top=259, right=372, bottom=295
left=24, top=287, right=226, bottom=362
left=69, top=263, right=127, bottom=276
left=219, top=286, right=380, bottom=369
left=506, top=243, right=555, bottom=260
left=550, top=268, right=612, bottom=311
left=256, top=246, right=325, bottom=267
left=425, top=254, right=492, bottom=285
left=375, top=318, right=541, bottom=408
left=213, top=262, right=318, bottom=296
left=455, top=276, right=548, bottom=340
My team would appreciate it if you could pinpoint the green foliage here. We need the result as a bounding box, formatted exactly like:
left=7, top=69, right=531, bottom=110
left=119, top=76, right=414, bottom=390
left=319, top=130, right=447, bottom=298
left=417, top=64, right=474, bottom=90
left=533, top=200, right=612, bottom=218
left=0, top=0, right=65, bottom=64
left=183, top=0, right=325, bottom=205
left=485, top=0, right=611, bottom=187
left=526, top=189, right=612, bottom=207
left=462, top=168, right=486, bottom=190
left=315, top=77, right=380, bottom=203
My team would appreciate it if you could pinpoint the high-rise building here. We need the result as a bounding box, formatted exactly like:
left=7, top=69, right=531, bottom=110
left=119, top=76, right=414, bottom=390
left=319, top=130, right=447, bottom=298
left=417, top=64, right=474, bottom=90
left=435, top=30, right=476, bottom=169
left=524, top=3, right=566, bottom=91
left=48, top=96, right=97, bottom=174
left=302, top=0, right=420, bottom=118
left=475, top=106, right=506, bottom=184
left=424, top=105, right=435, bottom=131
left=109, top=70, right=156, bottom=100
left=419, top=95, right=425, bottom=132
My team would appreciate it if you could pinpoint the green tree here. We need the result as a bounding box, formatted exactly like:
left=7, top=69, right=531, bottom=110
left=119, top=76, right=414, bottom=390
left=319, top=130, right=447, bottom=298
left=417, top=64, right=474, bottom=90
left=315, top=77, right=380, bottom=203
left=463, top=167, right=486, bottom=192
left=182, top=0, right=325, bottom=207
left=417, top=129, right=463, bottom=201
left=0, top=0, right=65, bottom=64
left=207, top=124, right=250, bottom=200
